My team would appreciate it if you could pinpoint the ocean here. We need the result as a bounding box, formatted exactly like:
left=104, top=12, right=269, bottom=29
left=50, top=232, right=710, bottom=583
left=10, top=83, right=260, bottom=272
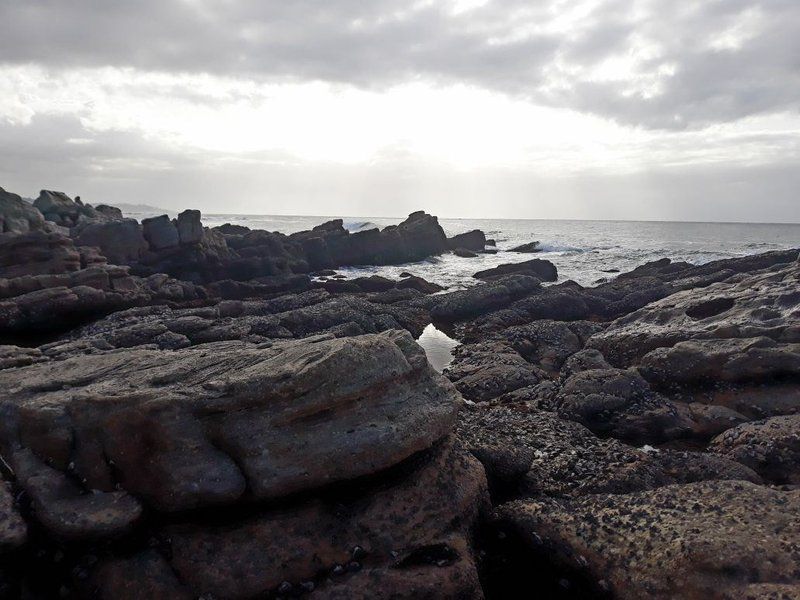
left=123, top=209, right=799, bottom=288
left=190, top=214, right=800, bottom=289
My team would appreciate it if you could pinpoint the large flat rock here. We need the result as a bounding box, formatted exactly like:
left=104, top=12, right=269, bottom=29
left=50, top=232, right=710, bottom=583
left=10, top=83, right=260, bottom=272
left=0, top=331, right=460, bottom=519
left=588, top=260, right=800, bottom=367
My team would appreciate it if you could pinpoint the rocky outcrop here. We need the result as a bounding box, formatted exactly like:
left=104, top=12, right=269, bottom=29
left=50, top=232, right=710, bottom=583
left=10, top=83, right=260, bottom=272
left=495, top=481, right=800, bottom=600
left=509, top=241, right=541, bottom=253
left=0, top=331, right=488, bottom=598
left=428, top=275, right=542, bottom=322
left=73, top=218, right=148, bottom=265
left=457, top=403, right=759, bottom=500
left=447, top=230, right=486, bottom=252
left=33, top=190, right=119, bottom=229
left=454, top=247, right=478, bottom=258
left=286, top=212, right=450, bottom=271
left=710, top=414, right=800, bottom=484
left=142, top=214, right=180, bottom=250
left=473, top=259, right=558, bottom=282
left=0, top=229, right=206, bottom=339
left=553, top=368, right=694, bottom=444
left=1, top=188, right=798, bottom=599
left=0, top=187, right=45, bottom=234
left=0, top=231, right=81, bottom=278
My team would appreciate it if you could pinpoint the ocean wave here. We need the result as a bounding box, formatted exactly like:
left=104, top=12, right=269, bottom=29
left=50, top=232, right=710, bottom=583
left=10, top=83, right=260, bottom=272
left=537, top=243, right=586, bottom=253
left=343, top=220, right=379, bottom=232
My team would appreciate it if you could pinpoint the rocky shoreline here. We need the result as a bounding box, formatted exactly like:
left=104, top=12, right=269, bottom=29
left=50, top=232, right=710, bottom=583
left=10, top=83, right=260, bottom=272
left=1, top=187, right=798, bottom=599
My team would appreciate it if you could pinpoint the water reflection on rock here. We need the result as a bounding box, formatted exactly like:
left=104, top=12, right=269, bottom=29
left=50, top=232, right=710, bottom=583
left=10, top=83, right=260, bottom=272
left=416, top=323, right=460, bottom=372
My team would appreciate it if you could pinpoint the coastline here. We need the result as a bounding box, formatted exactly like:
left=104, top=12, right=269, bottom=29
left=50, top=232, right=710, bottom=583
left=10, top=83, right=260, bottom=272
left=1, top=187, right=799, bottom=599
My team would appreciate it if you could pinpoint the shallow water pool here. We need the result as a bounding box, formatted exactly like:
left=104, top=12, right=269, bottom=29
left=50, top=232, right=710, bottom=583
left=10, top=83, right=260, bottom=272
left=416, top=323, right=460, bottom=372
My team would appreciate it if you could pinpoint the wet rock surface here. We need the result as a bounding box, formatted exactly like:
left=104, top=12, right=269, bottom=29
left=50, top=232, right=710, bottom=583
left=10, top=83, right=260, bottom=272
left=0, top=189, right=798, bottom=598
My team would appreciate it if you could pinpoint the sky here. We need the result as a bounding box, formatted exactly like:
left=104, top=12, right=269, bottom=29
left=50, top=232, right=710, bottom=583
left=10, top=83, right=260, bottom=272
left=1, top=0, right=798, bottom=222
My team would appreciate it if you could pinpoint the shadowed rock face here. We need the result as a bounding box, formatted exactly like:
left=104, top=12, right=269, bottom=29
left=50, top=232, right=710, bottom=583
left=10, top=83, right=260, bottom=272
left=496, top=481, right=800, bottom=600
left=447, top=229, right=486, bottom=252
left=0, top=187, right=45, bottom=234
left=710, top=414, right=800, bottom=484
left=473, top=259, right=557, bottom=282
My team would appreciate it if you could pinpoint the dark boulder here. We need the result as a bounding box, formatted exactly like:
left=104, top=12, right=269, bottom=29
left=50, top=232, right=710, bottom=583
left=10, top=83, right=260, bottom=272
left=141, top=214, right=179, bottom=250
left=396, top=275, right=445, bottom=294
left=453, top=247, right=478, bottom=258
left=176, top=209, right=203, bottom=245
left=474, top=259, right=557, bottom=282
left=509, top=241, right=541, bottom=253
left=447, top=230, right=486, bottom=252
left=0, top=187, right=45, bottom=233
left=73, top=219, right=147, bottom=265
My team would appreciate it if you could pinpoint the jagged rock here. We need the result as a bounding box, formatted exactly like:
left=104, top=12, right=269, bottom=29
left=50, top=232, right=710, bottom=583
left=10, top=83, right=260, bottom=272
left=33, top=190, right=81, bottom=226
left=0, top=231, right=81, bottom=278
left=640, top=336, right=800, bottom=382
left=457, top=404, right=759, bottom=499
left=561, top=348, right=612, bottom=377
left=554, top=368, right=695, bottom=444
left=429, top=275, right=541, bottom=322
left=396, top=275, right=444, bottom=294
left=73, top=219, right=148, bottom=265
left=78, top=245, right=108, bottom=269
left=141, top=215, right=179, bottom=250
left=474, top=259, right=557, bottom=282
left=213, top=223, right=250, bottom=235
left=176, top=209, right=203, bottom=245
left=274, top=295, right=429, bottom=338
left=508, top=241, right=541, bottom=253
left=0, top=331, right=460, bottom=513
left=495, top=320, right=604, bottom=375
left=0, top=265, right=205, bottom=337
left=208, top=275, right=312, bottom=300
left=495, top=481, right=800, bottom=600
left=447, top=230, right=486, bottom=252
left=454, top=247, right=478, bottom=258
left=445, top=341, right=544, bottom=402
left=710, top=414, right=800, bottom=484
left=395, top=211, right=449, bottom=260
left=94, top=204, right=124, bottom=220
left=0, top=187, right=45, bottom=233
left=588, top=258, right=800, bottom=367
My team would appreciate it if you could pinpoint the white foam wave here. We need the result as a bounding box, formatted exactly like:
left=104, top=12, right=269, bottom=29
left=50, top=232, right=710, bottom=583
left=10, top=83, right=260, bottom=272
left=343, top=220, right=379, bottom=232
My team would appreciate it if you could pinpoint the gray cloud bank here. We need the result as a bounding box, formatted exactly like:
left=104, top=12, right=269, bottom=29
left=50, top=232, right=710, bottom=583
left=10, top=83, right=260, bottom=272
left=2, top=0, right=799, bottom=129
left=2, top=114, right=798, bottom=223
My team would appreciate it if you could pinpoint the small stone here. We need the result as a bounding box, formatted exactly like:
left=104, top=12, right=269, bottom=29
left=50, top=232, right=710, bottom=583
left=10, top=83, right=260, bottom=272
left=277, top=581, right=293, bottom=594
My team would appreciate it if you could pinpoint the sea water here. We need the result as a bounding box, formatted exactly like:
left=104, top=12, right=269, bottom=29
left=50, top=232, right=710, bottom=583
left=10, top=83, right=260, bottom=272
left=186, top=214, right=800, bottom=288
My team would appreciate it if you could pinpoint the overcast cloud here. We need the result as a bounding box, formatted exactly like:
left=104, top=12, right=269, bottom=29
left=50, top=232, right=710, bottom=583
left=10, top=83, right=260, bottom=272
left=1, top=0, right=798, bottom=221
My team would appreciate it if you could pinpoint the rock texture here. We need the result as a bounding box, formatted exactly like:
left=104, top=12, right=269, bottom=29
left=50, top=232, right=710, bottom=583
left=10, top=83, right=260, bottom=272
left=496, top=481, right=800, bottom=600
left=0, top=188, right=798, bottom=599
left=473, top=259, right=558, bottom=282
left=0, top=187, right=45, bottom=234
left=0, top=329, right=488, bottom=598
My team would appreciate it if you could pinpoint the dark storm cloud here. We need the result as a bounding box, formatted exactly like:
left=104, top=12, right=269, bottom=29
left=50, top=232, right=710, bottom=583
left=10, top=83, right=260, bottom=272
left=1, top=0, right=799, bottom=129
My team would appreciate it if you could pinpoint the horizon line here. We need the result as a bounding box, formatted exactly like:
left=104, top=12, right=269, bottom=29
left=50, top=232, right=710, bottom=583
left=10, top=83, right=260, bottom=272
left=195, top=212, right=800, bottom=227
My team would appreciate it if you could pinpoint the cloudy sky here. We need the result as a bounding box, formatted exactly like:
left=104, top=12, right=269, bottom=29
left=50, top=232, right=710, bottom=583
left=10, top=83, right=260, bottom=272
left=1, top=0, right=798, bottom=221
